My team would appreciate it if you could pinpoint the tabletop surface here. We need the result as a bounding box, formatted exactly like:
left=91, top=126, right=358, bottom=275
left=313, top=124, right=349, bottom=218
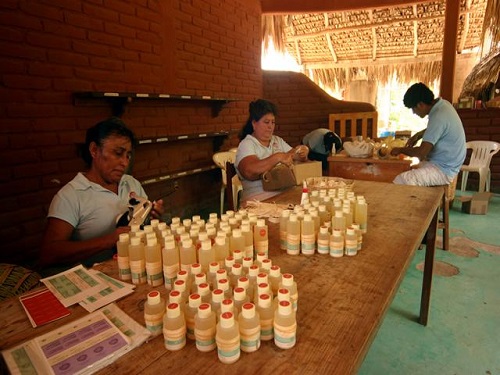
left=0, top=181, right=443, bottom=375
left=328, top=155, right=413, bottom=165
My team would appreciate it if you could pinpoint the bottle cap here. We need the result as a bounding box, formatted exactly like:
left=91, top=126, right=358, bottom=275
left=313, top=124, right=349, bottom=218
left=190, top=263, right=201, bottom=275
left=188, top=293, right=201, bottom=308
left=277, top=288, right=290, bottom=301
left=168, top=290, right=182, bottom=304
left=282, top=273, right=294, bottom=286
left=233, top=287, right=246, bottom=301
left=182, top=238, right=193, bottom=248
left=258, top=293, right=271, bottom=308
left=118, top=233, right=129, bottom=242
left=231, top=263, right=242, bottom=275
left=130, top=237, right=141, bottom=246
left=146, top=237, right=157, bottom=246
left=147, top=290, right=161, bottom=305
left=220, top=311, right=234, bottom=328
left=257, top=273, right=268, bottom=284
left=269, top=265, right=281, bottom=277
left=278, top=300, right=293, bottom=315
left=256, top=218, right=265, bottom=227
left=201, top=240, right=211, bottom=250
left=218, top=278, right=229, bottom=291
left=237, top=277, right=249, bottom=288
left=209, top=262, right=220, bottom=272
left=177, top=270, right=188, bottom=281
left=166, top=303, right=180, bottom=318
left=221, top=299, right=234, bottom=313
left=173, top=279, right=186, bottom=292
left=212, top=288, right=224, bottom=303
left=216, top=269, right=227, bottom=281
left=241, top=303, right=256, bottom=319
left=197, top=303, right=212, bottom=318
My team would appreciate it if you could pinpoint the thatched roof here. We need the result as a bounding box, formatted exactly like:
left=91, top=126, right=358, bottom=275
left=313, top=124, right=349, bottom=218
left=263, top=0, right=495, bottom=93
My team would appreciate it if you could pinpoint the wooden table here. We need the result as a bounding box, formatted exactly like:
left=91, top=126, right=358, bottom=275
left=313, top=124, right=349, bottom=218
left=328, top=155, right=412, bottom=182
left=0, top=181, right=442, bottom=375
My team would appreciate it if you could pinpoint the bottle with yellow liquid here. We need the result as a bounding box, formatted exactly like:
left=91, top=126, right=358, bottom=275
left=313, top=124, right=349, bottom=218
left=163, top=302, right=186, bottom=351
left=145, top=237, right=163, bottom=287
left=116, top=233, right=131, bottom=281
left=128, top=236, right=146, bottom=285
left=253, top=219, right=269, bottom=256
left=194, top=303, right=216, bottom=352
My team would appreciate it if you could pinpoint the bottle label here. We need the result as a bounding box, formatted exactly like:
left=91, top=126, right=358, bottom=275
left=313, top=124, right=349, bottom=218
left=274, top=326, right=297, bottom=349
left=240, top=335, right=261, bottom=352
left=145, top=319, right=163, bottom=335
left=217, top=345, right=240, bottom=364
left=164, top=335, right=186, bottom=351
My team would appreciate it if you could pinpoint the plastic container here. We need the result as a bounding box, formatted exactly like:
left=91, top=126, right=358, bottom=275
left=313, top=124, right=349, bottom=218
left=185, top=293, right=202, bottom=340
left=145, top=237, right=163, bottom=287
left=238, top=302, right=261, bottom=353
left=279, top=273, right=298, bottom=312
left=329, top=229, right=344, bottom=258
left=163, top=302, right=186, bottom=351
left=216, top=312, right=240, bottom=364
left=253, top=219, right=269, bottom=256
left=144, top=290, right=165, bottom=336
left=273, top=300, right=297, bottom=349
left=256, top=293, right=274, bottom=341
left=317, top=226, right=330, bottom=255
left=345, top=227, right=358, bottom=256
left=116, top=233, right=131, bottom=281
left=301, top=214, right=315, bottom=255
left=128, top=236, right=146, bottom=285
left=179, top=238, right=197, bottom=272
left=162, top=238, right=179, bottom=290
left=194, top=303, right=217, bottom=352
left=286, top=214, right=300, bottom=255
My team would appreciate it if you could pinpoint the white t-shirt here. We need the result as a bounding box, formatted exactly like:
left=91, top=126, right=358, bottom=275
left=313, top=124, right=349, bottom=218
left=235, top=134, right=292, bottom=202
left=48, top=172, right=147, bottom=241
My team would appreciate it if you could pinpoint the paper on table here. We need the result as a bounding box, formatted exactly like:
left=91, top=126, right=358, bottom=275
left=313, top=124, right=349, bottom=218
left=1, top=303, right=150, bottom=375
left=19, top=287, right=71, bottom=328
left=40, top=265, right=105, bottom=307
left=78, top=270, right=135, bottom=313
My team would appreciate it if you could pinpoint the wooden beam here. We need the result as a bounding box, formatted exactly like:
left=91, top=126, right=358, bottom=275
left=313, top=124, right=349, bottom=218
left=440, top=0, right=460, bottom=101
left=458, top=0, right=472, bottom=53
left=261, top=0, right=436, bottom=14
left=285, top=10, right=474, bottom=42
left=412, top=4, right=418, bottom=56
left=303, top=53, right=443, bottom=69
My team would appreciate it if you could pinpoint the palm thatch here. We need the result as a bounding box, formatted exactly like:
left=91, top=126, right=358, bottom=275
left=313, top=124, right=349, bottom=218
left=262, top=0, right=490, bottom=93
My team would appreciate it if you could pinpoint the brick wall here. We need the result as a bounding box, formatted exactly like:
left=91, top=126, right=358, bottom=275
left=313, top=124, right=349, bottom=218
left=263, top=71, right=376, bottom=145
left=0, top=0, right=262, bottom=266
left=457, top=108, right=500, bottom=193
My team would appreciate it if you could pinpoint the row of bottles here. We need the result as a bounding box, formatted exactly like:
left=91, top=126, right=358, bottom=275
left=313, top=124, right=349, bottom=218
left=116, top=213, right=270, bottom=288
left=279, top=188, right=368, bottom=257
left=144, top=286, right=296, bottom=364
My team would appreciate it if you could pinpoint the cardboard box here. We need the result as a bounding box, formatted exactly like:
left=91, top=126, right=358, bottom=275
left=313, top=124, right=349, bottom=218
left=459, top=192, right=493, bottom=214
left=293, top=161, right=322, bottom=185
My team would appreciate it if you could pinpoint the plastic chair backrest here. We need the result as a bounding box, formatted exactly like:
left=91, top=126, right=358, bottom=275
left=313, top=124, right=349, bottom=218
left=212, top=151, right=236, bottom=186
left=466, top=140, right=500, bottom=168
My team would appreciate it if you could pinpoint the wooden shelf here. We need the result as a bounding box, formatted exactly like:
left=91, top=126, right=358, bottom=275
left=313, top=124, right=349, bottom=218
left=73, top=91, right=238, bottom=117
left=140, top=165, right=218, bottom=186
left=137, top=131, right=229, bottom=145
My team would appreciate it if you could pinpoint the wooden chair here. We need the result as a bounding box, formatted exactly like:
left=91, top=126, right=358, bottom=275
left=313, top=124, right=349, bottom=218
left=328, top=111, right=378, bottom=139
left=212, top=151, right=242, bottom=214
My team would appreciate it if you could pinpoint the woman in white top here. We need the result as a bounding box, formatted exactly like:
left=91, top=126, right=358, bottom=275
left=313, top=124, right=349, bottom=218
left=235, top=99, right=308, bottom=205
left=39, top=117, right=165, bottom=270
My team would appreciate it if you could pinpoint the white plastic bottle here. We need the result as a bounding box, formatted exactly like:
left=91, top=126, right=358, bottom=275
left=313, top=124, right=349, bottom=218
left=214, top=235, right=230, bottom=266
left=286, top=214, right=300, bottom=255
left=273, top=300, right=297, bottom=349
left=317, top=226, right=330, bottom=255
left=179, top=238, right=197, bottom=272
left=145, top=237, right=163, bottom=287
left=355, top=196, right=368, bottom=233
left=216, top=312, right=240, bottom=364
left=351, top=223, right=363, bottom=251
left=128, top=236, right=146, bottom=285
left=163, top=302, right=186, bottom=351
left=198, top=239, right=215, bottom=274
left=162, top=238, right=179, bottom=290
left=233, top=286, right=249, bottom=314
left=332, top=210, right=346, bottom=232
left=253, top=219, right=269, bottom=256
left=240, top=223, right=254, bottom=258
left=279, top=273, right=298, bottom=312
left=329, top=229, right=344, bottom=258
left=238, top=302, right=261, bottom=353
left=230, top=228, right=245, bottom=256
left=207, top=261, right=220, bottom=289
left=301, top=214, right=316, bottom=255
left=194, top=302, right=217, bottom=352
left=279, top=209, right=290, bottom=251
left=144, top=290, right=165, bottom=336
left=211, top=288, right=225, bottom=319
left=116, top=233, right=131, bottom=281
left=345, top=227, right=358, bottom=256
left=268, top=265, right=282, bottom=297
left=185, top=293, right=202, bottom=340
left=256, top=293, right=274, bottom=341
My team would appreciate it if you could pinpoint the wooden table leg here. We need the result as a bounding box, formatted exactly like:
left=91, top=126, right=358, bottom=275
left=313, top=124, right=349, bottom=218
left=419, top=206, right=439, bottom=326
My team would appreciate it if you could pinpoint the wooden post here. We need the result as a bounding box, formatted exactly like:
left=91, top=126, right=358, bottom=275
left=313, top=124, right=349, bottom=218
left=439, top=0, right=460, bottom=101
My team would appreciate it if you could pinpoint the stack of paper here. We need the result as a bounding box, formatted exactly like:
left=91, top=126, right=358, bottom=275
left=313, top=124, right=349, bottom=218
left=19, top=288, right=71, bottom=328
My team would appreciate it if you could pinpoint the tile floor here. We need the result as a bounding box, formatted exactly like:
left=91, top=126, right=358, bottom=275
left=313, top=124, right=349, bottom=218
left=358, top=190, right=500, bottom=375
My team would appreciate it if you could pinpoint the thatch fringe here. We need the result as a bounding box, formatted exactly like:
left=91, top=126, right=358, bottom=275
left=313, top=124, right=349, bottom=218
left=262, top=15, right=286, bottom=53
left=481, top=0, right=500, bottom=57
left=460, top=50, right=500, bottom=100
left=304, top=61, right=441, bottom=95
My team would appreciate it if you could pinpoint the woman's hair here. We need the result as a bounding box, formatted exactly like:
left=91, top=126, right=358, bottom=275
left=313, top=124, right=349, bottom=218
left=403, top=82, right=435, bottom=108
left=81, top=117, right=137, bottom=166
left=239, top=99, right=278, bottom=140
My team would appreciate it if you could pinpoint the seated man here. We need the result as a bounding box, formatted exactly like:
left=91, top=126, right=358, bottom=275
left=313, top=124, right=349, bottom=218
left=390, top=82, right=466, bottom=186
left=302, top=128, right=342, bottom=170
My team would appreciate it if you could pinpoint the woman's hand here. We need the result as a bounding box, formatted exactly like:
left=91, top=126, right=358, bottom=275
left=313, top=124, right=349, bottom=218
left=291, top=145, right=309, bottom=161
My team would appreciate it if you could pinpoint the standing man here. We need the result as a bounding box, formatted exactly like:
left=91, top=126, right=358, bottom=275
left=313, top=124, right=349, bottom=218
left=302, top=128, right=342, bottom=170
left=390, top=82, right=466, bottom=186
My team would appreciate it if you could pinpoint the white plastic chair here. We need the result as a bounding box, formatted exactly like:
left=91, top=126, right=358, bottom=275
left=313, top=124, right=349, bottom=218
left=212, top=151, right=243, bottom=214
left=460, top=140, right=500, bottom=192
